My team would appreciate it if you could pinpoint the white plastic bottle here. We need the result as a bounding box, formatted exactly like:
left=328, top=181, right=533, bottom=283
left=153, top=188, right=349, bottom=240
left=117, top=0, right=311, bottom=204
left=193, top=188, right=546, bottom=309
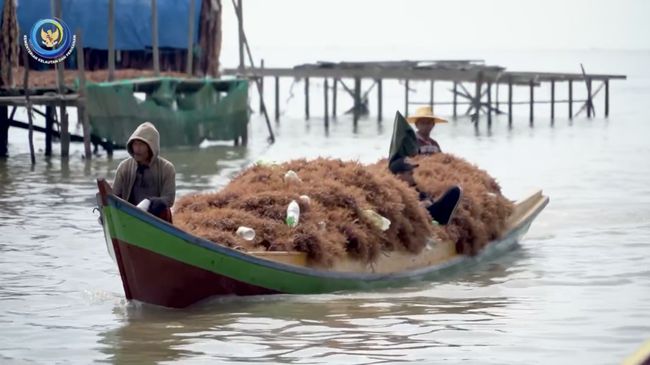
left=236, top=226, right=256, bottom=241
left=286, top=200, right=300, bottom=227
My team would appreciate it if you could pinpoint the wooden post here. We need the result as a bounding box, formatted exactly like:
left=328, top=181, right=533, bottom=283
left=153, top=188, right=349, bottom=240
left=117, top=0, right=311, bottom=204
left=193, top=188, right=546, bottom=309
left=353, top=77, right=361, bottom=125
left=108, top=0, right=115, bottom=81
left=404, top=79, right=409, bottom=116
left=568, top=80, right=573, bottom=119
left=586, top=77, right=593, bottom=118
left=377, top=78, right=382, bottom=122
left=474, top=73, right=482, bottom=123
left=304, top=77, right=310, bottom=120
left=186, top=0, right=195, bottom=76
left=55, top=0, right=69, bottom=157
left=429, top=80, right=434, bottom=111
left=604, top=79, right=609, bottom=117
left=76, top=30, right=91, bottom=159
left=495, top=82, right=499, bottom=111
left=151, top=0, right=159, bottom=75
left=259, top=59, right=264, bottom=112
left=452, top=81, right=458, bottom=118
left=332, top=78, right=337, bottom=118
left=237, top=0, right=244, bottom=71
left=22, top=50, right=35, bottom=165
left=274, top=76, right=280, bottom=122
left=486, top=82, right=492, bottom=128
left=45, top=106, right=54, bottom=156
left=550, top=79, right=555, bottom=122
left=508, top=77, right=513, bottom=127
left=0, top=106, right=8, bottom=157
left=529, top=79, right=534, bottom=126
left=324, top=78, right=329, bottom=128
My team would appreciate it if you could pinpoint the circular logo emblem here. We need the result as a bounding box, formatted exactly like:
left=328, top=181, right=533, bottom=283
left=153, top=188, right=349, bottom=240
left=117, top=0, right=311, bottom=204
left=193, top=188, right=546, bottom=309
left=24, top=18, right=76, bottom=64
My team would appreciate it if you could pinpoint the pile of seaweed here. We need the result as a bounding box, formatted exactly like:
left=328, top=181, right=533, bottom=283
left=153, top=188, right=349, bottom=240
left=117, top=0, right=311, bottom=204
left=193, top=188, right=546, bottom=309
left=174, top=154, right=514, bottom=266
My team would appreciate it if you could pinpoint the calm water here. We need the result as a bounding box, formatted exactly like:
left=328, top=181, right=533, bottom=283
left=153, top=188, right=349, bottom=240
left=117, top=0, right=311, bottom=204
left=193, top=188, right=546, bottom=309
left=1, top=50, right=649, bottom=364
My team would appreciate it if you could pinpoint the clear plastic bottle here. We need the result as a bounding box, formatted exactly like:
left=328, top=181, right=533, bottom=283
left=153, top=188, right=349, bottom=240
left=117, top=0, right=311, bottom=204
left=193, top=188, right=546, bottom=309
left=236, top=226, right=256, bottom=241
left=286, top=200, right=300, bottom=227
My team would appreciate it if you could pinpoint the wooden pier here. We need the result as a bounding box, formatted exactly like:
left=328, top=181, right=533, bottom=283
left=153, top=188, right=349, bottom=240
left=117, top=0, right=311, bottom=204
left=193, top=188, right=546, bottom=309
left=225, top=60, right=626, bottom=128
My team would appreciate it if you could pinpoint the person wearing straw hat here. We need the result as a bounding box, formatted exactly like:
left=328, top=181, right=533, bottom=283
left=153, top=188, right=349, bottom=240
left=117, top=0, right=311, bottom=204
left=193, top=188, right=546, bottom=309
left=407, top=106, right=448, bottom=155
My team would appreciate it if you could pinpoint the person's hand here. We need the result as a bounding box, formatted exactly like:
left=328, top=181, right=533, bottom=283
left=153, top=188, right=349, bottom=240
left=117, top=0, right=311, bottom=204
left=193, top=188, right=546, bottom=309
left=419, top=199, right=432, bottom=208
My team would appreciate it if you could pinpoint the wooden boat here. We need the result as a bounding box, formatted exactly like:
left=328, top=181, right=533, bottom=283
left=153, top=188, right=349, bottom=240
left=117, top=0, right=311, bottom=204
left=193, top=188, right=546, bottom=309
left=96, top=179, right=549, bottom=308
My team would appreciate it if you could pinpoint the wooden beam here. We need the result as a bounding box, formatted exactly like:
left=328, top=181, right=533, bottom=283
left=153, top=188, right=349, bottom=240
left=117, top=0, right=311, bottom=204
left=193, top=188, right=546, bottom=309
left=274, top=76, right=279, bottom=122
left=259, top=59, right=264, bottom=112
left=568, top=80, right=573, bottom=119
left=486, top=82, right=492, bottom=128
left=604, top=79, right=609, bottom=117
left=429, top=80, right=434, bottom=110
left=108, top=0, right=115, bottom=81
left=152, top=0, right=159, bottom=75
left=586, top=77, right=593, bottom=118
left=324, top=78, right=329, bottom=128
left=377, top=78, right=382, bottom=122
left=332, top=78, right=337, bottom=118
left=508, top=77, right=513, bottom=127
left=474, top=73, right=483, bottom=123
left=186, top=0, right=195, bottom=76
left=304, top=77, right=309, bottom=120
left=529, top=79, right=534, bottom=126
left=76, top=29, right=91, bottom=159
left=550, top=79, right=555, bottom=122
left=404, top=79, right=409, bottom=116
left=0, top=106, right=8, bottom=157
left=237, top=0, right=244, bottom=71
left=353, top=77, right=361, bottom=124
left=452, top=82, right=457, bottom=118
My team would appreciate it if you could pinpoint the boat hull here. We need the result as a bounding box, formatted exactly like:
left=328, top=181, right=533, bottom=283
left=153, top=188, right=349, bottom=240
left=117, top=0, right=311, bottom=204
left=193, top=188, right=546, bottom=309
left=98, top=180, right=548, bottom=308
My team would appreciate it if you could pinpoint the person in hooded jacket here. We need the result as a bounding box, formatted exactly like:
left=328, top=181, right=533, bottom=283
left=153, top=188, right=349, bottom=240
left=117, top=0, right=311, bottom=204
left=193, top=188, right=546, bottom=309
left=112, top=122, right=176, bottom=222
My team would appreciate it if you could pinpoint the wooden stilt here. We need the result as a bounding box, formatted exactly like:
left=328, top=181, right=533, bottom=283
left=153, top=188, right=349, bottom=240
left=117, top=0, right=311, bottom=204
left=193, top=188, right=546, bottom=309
left=186, top=0, right=195, bottom=76
left=332, top=78, right=337, bottom=118
left=324, top=78, right=329, bottom=128
left=529, top=79, right=534, bottom=126
left=586, top=77, right=593, bottom=118
left=508, top=78, right=513, bottom=127
left=151, top=0, right=159, bottom=75
left=274, top=76, right=279, bottom=122
left=54, top=0, right=69, bottom=157
left=76, top=29, right=91, bottom=159
left=486, top=82, right=492, bottom=128
left=429, top=80, right=434, bottom=111
left=404, top=79, right=409, bottom=116
left=45, top=106, right=54, bottom=156
left=22, top=50, right=35, bottom=165
left=550, top=79, right=555, bottom=123
left=452, top=81, right=458, bottom=118
left=259, top=59, right=264, bottom=112
left=304, top=77, right=310, bottom=120
left=377, top=78, right=382, bottom=122
left=353, top=77, right=361, bottom=125
left=568, top=80, right=573, bottom=119
left=604, top=79, right=609, bottom=117
left=0, top=106, right=8, bottom=158
left=495, top=82, right=499, bottom=111
left=237, top=0, right=244, bottom=71
left=108, top=0, right=115, bottom=81
left=474, top=73, right=483, bottom=123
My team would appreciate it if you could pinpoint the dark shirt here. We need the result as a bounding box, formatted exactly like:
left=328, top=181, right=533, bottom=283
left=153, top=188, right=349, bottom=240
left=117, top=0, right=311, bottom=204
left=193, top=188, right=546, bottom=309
left=416, top=134, right=442, bottom=155
left=128, top=164, right=159, bottom=205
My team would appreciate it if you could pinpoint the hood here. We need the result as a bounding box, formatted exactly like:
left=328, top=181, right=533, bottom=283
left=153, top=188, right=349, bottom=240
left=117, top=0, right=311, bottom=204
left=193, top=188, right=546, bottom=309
left=388, top=111, right=418, bottom=164
left=127, top=122, right=160, bottom=161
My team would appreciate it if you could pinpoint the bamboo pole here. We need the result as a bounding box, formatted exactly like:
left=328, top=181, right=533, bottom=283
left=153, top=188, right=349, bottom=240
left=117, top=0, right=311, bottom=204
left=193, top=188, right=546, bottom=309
left=332, top=78, right=337, bottom=118
left=274, top=76, right=279, bottom=122
left=186, top=0, right=194, bottom=76
left=605, top=79, right=609, bottom=117
left=507, top=77, right=513, bottom=127
left=76, top=29, right=91, bottom=159
left=353, top=77, right=361, bottom=125
left=324, top=78, right=329, bottom=127
left=377, top=78, right=382, bottom=122
left=55, top=0, right=69, bottom=157
left=404, top=79, right=409, bottom=116
left=568, top=80, right=573, bottom=119
left=152, top=0, right=159, bottom=75
left=22, top=50, right=35, bottom=165
left=529, top=79, right=534, bottom=126
left=452, top=81, right=458, bottom=118
left=486, top=82, right=492, bottom=128
left=108, top=0, right=115, bottom=81
left=259, top=59, right=264, bottom=112
left=304, top=77, right=310, bottom=120
left=0, top=106, right=7, bottom=157
left=429, top=80, right=434, bottom=111
left=237, top=0, right=244, bottom=71
left=550, top=79, right=555, bottom=122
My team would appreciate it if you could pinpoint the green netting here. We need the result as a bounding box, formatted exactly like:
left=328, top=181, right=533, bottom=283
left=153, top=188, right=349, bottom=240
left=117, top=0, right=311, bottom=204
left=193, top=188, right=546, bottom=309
left=85, top=77, right=249, bottom=147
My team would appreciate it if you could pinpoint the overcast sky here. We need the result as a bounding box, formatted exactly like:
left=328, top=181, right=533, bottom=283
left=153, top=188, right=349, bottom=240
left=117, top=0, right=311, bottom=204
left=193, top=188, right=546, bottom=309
left=219, top=0, right=650, bottom=55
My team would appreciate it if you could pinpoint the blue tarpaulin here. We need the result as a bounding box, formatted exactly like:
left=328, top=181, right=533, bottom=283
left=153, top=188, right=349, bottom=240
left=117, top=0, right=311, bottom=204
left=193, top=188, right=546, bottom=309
left=2, top=0, right=201, bottom=50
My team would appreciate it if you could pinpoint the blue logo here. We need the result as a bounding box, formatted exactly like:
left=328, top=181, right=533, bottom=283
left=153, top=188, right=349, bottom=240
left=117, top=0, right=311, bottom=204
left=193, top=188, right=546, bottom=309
left=23, top=18, right=76, bottom=64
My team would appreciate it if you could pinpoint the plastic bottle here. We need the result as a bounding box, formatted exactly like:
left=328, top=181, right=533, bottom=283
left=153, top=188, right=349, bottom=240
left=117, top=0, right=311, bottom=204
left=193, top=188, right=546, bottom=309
left=136, top=199, right=151, bottom=212
left=286, top=200, right=300, bottom=227
left=284, top=170, right=302, bottom=184
left=236, top=226, right=256, bottom=241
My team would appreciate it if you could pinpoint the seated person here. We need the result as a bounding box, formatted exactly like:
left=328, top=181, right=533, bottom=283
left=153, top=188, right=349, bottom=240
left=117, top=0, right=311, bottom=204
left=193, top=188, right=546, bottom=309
left=406, top=106, right=447, bottom=155
left=389, top=157, right=461, bottom=225
left=112, top=122, right=176, bottom=222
